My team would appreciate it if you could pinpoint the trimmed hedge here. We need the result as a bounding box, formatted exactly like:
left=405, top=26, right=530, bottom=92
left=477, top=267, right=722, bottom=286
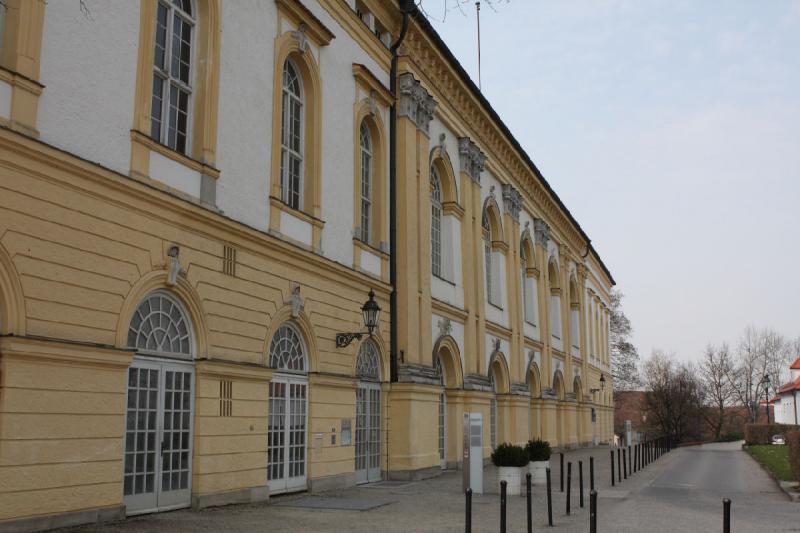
left=788, top=431, right=800, bottom=482
left=526, top=439, right=552, bottom=462
left=491, top=443, right=529, bottom=467
left=744, top=423, right=800, bottom=445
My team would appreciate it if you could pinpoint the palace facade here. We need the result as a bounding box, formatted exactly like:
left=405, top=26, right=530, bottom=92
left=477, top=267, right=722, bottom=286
left=0, top=0, right=615, bottom=529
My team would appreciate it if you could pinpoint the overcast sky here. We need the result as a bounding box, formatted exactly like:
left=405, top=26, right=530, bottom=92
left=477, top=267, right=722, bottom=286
left=427, top=0, right=800, bottom=362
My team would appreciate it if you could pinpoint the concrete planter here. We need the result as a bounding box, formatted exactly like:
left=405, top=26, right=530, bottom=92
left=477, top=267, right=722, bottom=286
left=497, top=466, right=522, bottom=496
left=528, top=460, right=550, bottom=485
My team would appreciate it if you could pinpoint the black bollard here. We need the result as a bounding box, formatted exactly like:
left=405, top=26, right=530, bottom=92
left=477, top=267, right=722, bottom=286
left=546, top=467, right=553, bottom=527
left=623, top=448, right=627, bottom=480
left=500, top=480, right=507, bottom=533
left=628, top=445, right=632, bottom=474
left=590, top=456, right=595, bottom=490
left=526, top=473, right=532, bottom=533
left=723, top=498, right=731, bottom=533
left=610, top=450, right=615, bottom=487
left=566, top=462, right=572, bottom=515
left=560, top=452, right=565, bottom=492
left=617, top=448, right=622, bottom=482
left=590, top=489, right=598, bottom=533
left=465, top=488, right=472, bottom=533
left=635, top=444, right=639, bottom=472
left=579, top=460, right=584, bottom=508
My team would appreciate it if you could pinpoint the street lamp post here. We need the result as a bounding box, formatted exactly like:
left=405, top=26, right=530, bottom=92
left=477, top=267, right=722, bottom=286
left=335, top=290, right=381, bottom=348
left=761, top=374, right=771, bottom=424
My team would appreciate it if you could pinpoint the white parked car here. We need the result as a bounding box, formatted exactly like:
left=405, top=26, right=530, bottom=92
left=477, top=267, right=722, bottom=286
left=771, top=434, right=785, bottom=445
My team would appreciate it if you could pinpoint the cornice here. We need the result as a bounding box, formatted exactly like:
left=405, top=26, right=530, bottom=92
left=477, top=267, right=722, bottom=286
left=275, top=0, right=335, bottom=46
left=400, top=22, right=590, bottom=257
left=352, top=63, right=393, bottom=107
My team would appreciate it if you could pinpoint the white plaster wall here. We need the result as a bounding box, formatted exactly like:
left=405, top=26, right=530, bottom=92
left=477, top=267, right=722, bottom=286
left=215, top=1, right=279, bottom=231
left=431, top=313, right=465, bottom=373
left=360, top=248, right=381, bottom=278
left=150, top=152, right=202, bottom=198
left=38, top=0, right=139, bottom=176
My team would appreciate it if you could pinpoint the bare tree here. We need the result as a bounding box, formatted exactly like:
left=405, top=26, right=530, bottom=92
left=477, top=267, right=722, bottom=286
left=642, top=350, right=704, bottom=442
left=728, top=326, right=792, bottom=422
left=699, top=343, right=735, bottom=440
left=610, top=289, right=641, bottom=390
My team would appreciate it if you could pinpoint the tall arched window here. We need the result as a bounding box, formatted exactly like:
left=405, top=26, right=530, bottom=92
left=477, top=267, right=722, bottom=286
left=359, top=122, right=373, bottom=244
left=548, top=259, right=562, bottom=345
left=127, top=291, right=193, bottom=356
left=483, top=211, right=493, bottom=303
left=151, top=0, right=196, bottom=154
left=269, top=323, right=307, bottom=372
left=280, top=58, right=304, bottom=210
left=431, top=167, right=443, bottom=277
left=489, top=367, right=498, bottom=449
left=435, top=355, right=446, bottom=468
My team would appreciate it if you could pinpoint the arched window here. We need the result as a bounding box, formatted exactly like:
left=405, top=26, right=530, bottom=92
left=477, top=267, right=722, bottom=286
left=356, top=340, right=380, bottom=381
left=269, top=323, right=307, bottom=372
left=569, top=277, right=581, bottom=355
left=359, top=122, right=373, bottom=244
left=434, top=355, right=446, bottom=467
left=548, top=259, right=562, bottom=344
left=151, top=0, right=196, bottom=154
left=127, top=291, right=193, bottom=356
left=483, top=211, right=493, bottom=303
left=280, top=58, right=304, bottom=210
left=431, top=166, right=443, bottom=278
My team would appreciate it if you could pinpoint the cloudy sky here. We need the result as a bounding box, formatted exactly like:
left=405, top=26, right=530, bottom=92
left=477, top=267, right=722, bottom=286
left=427, top=0, right=800, bottom=362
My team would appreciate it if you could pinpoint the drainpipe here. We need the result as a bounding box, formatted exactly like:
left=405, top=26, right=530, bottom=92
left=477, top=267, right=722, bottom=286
left=389, top=0, right=413, bottom=383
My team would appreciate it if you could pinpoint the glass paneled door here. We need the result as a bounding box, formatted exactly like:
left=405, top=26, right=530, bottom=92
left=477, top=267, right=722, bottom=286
left=355, top=383, right=381, bottom=483
left=268, top=376, right=308, bottom=493
left=123, top=360, right=194, bottom=515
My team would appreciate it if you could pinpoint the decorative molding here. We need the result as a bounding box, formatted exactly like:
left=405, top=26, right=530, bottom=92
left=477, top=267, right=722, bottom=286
left=437, top=316, right=452, bottom=339
left=352, top=63, right=393, bottom=107
left=510, top=382, right=529, bottom=396
left=398, top=73, right=436, bottom=135
left=533, top=218, right=550, bottom=247
left=458, top=137, right=486, bottom=183
left=501, top=184, right=523, bottom=222
left=491, top=337, right=501, bottom=355
left=166, top=245, right=184, bottom=286
left=290, top=24, right=310, bottom=52
left=464, top=373, right=492, bottom=392
left=276, top=0, right=335, bottom=46
left=398, top=363, right=441, bottom=385
left=290, top=285, right=304, bottom=318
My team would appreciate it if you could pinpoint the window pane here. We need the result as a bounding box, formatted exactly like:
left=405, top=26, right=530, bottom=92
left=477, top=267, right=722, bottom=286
left=154, top=3, right=168, bottom=69
left=150, top=76, right=164, bottom=141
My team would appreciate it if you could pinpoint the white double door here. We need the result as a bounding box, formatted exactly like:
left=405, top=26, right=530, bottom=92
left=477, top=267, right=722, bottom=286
left=268, top=375, right=308, bottom=493
left=355, top=383, right=381, bottom=483
left=123, top=359, right=194, bottom=515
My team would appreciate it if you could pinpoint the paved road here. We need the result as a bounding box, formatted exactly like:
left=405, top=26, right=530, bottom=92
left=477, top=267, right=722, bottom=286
left=599, top=442, right=799, bottom=533
left=56, top=442, right=797, bottom=532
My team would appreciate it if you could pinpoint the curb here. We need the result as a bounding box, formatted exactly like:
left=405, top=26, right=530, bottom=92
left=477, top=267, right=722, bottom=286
left=742, top=444, right=800, bottom=503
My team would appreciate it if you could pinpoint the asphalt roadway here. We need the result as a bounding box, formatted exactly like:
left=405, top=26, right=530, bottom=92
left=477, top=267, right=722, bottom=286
left=55, top=441, right=798, bottom=532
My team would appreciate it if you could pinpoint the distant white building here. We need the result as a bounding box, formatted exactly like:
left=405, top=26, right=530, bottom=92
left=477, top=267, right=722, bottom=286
left=772, top=357, right=800, bottom=425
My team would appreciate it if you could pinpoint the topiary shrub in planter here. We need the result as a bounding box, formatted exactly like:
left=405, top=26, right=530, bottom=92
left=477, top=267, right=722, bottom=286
left=492, top=443, right=528, bottom=496
left=787, top=432, right=800, bottom=483
left=526, top=439, right=552, bottom=485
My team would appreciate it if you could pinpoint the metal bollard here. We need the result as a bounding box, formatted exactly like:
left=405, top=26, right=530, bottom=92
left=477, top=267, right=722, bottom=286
left=465, top=488, right=472, bottom=533
left=590, top=489, right=598, bottom=533
left=617, top=448, right=622, bottom=482
left=723, top=498, right=731, bottom=533
left=526, top=473, right=532, bottom=533
left=500, top=480, right=507, bottom=533
left=623, top=448, right=627, bottom=480
left=546, top=467, right=553, bottom=527
left=628, top=445, right=632, bottom=474
left=635, top=444, right=639, bottom=472
left=566, top=462, right=572, bottom=515
left=579, top=460, right=584, bottom=508
left=590, top=456, right=595, bottom=491
left=610, top=450, right=615, bottom=487
left=560, top=452, right=565, bottom=493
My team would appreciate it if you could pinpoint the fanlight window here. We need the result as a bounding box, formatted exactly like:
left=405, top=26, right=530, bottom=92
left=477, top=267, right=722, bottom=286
left=127, top=291, right=192, bottom=356
left=356, top=340, right=380, bottom=381
left=269, top=323, right=307, bottom=372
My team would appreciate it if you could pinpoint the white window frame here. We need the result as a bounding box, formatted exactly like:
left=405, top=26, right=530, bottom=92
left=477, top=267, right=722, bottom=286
left=151, top=0, right=196, bottom=154
left=280, top=58, right=305, bottom=211
left=360, top=122, right=373, bottom=244
left=431, top=167, right=443, bottom=278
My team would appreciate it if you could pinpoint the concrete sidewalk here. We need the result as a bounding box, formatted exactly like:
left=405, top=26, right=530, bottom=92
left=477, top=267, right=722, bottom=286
left=53, top=445, right=668, bottom=533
